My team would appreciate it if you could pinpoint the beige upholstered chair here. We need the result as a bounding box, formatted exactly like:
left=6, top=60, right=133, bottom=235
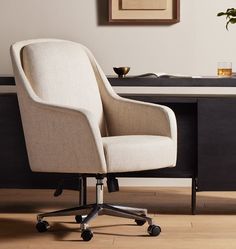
left=10, top=39, right=177, bottom=241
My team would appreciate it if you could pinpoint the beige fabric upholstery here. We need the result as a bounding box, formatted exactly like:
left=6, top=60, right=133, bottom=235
left=103, top=135, right=176, bottom=173
left=10, top=39, right=177, bottom=174
left=22, top=42, right=106, bottom=136
left=84, top=47, right=176, bottom=140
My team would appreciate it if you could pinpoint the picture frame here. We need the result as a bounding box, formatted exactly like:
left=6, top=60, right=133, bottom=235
left=109, top=0, right=180, bottom=24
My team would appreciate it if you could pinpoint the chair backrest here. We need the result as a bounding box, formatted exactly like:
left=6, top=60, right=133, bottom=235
left=10, top=39, right=117, bottom=173
left=21, top=40, right=106, bottom=135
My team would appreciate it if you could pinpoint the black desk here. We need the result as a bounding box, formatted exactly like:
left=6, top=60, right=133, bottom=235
left=1, top=76, right=236, bottom=214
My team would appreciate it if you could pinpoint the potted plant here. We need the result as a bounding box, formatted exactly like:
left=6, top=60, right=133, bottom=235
left=217, top=8, right=236, bottom=29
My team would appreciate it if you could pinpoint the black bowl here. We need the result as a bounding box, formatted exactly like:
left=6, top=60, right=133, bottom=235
left=113, top=67, right=130, bottom=78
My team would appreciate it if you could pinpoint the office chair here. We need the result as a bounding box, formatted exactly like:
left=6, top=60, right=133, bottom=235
left=10, top=39, right=177, bottom=241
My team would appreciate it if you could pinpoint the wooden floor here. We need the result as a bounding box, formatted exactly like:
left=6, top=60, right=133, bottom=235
left=0, top=187, right=236, bottom=248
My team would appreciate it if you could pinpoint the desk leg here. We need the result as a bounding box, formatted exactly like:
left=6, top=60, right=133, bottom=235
left=191, top=177, right=197, bottom=215
left=79, top=176, right=87, bottom=206
left=82, top=176, right=87, bottom=205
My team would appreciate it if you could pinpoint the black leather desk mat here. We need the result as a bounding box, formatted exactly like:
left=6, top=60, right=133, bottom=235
left=109, top=77, right=236, bottom=87
left=0, top=76, right=15, bottom=85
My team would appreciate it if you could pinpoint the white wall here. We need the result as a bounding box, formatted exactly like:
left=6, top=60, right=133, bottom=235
left=1, top=0, right=235, bottom=186
left=1, top=0, right=236, bottom=76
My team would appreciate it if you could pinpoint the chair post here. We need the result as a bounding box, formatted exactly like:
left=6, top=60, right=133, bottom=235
left=96, top=177, right=104, bottom=204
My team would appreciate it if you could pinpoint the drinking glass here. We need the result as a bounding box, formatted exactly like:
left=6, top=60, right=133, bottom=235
left=217, top=62, right=232, bottom=77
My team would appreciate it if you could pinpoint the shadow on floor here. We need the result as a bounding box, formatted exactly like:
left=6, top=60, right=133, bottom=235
left=0, top=217, right=149, bottom=242
left=0, top=217, right=80, bottom=242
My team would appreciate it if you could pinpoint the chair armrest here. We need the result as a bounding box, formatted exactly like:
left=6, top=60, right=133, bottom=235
left=20, top=99, right=107, bottom=174
left=105, top=96, right=177, bottom=142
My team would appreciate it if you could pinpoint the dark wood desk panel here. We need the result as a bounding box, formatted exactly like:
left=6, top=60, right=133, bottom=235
left=198, top=98, right=236, bottom=191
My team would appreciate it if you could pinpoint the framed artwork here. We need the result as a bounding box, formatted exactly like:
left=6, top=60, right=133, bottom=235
left=109, top=0, right=180, bottom=24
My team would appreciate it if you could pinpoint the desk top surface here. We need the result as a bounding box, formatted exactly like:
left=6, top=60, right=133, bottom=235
left=2, top=76, right=236, bottom=97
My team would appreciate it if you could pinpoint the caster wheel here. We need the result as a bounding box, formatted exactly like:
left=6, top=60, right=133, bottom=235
left=135, top=219, right=146, bottom=226
left=36, top=220, right=50, bottom=233
left=81, top=229, right=93, bottom=241
left=75, top=215, right=83, bottom=224
left=147, top=225, right=161, bottom=237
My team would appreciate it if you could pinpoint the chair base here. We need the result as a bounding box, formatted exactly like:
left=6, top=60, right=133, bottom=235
left=36, top=177, right=161, bottom=241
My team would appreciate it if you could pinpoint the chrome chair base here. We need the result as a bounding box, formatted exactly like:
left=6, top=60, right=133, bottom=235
left=36, top=177, right=161, bottom=241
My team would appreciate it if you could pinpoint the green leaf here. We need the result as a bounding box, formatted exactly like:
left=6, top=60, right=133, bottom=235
left=230, top=18, right=236, bottom=24
left=217, top=12, right=226, bottom=16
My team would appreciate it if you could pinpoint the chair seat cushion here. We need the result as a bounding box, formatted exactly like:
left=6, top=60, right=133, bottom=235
left=102, top=135, right=176, bottom=173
